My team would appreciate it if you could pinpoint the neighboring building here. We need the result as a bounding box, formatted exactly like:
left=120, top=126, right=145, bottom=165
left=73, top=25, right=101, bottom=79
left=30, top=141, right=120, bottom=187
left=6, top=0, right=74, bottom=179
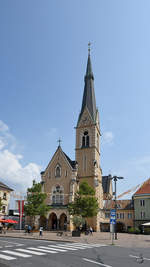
left=40, top=49, right=105, bottom=231
left=0, top=181, right=13, bottom=218
left=133, top=178, right=150, bottom=228
left=102, top=176, right=113, bottom=200
left=101, top=199, right=134, bottom=232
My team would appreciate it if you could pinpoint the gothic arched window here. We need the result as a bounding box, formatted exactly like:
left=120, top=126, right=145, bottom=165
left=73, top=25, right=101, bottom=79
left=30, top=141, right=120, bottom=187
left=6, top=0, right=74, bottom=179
left=55, top=165, right=61, bottom=178
left=52, top=185, right=64, bottom=205
left=82, top=131, right=90, bottom=147
left=82, top=136, right=85, bottom=147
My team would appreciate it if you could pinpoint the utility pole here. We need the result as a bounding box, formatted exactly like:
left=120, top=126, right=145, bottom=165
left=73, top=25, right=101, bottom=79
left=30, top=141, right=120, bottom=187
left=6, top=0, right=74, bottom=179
left=109, top=175, right=124, bottom=240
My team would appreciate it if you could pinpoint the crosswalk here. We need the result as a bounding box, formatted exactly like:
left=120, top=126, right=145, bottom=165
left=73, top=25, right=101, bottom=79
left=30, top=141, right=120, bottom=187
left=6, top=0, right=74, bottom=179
left=0, top=242, right=107, bottom=261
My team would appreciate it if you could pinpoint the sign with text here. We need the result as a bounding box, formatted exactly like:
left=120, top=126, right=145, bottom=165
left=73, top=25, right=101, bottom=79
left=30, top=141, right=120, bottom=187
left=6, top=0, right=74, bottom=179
left=110, top=209, right=116, bottom=224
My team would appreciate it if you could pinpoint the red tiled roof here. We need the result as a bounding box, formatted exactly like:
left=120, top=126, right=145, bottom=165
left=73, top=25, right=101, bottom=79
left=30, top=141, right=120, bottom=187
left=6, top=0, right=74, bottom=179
left=134, top=178, right=150, bottom=195
left=104, top=199, right=133, bottom=210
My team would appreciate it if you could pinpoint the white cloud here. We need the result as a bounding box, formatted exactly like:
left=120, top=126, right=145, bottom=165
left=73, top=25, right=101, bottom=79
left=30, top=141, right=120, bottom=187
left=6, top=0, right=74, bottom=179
left=0, top=120, right=9, bottom=132
left=0, top=139, right=6, bottom=150
left=0, top=120, right=17, bottom=151
left=102, top=131, right=114, bottom=145
left=0, top=120, right=41, bottom=192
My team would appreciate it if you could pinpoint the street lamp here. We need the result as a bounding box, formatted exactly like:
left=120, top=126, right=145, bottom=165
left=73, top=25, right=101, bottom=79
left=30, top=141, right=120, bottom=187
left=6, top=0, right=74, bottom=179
left=108, top=174, right=124, bottom=240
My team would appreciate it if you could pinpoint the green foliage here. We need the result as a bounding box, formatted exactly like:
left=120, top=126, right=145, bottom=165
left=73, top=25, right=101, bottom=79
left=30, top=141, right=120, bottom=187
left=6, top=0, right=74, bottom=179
left=0, top=197, right=3, bottom=211
left=78, top=181, right=95, bottom=196
left=128, top=227, right=140, bottom=234
left=24, top=180, right=50, bottom=217
left=68, top=181, right=99, bottom=218
left=143, top=228, right=150, bottom=235
left=72, top=215, right=85, bottom=229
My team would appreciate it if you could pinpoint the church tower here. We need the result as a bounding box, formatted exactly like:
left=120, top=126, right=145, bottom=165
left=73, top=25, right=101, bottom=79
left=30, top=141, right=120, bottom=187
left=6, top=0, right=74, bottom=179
left=75, top=46, right=103, bottom=231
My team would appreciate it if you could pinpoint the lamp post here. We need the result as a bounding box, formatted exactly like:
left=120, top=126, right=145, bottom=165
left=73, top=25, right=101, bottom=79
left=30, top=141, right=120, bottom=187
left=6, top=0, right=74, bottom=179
left=109, top=175, right=124, bottom=240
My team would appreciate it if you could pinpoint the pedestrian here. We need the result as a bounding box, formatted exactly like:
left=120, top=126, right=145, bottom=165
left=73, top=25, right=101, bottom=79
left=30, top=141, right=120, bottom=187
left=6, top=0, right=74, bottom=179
left=28, top=225, right=31, bottom=234
left=3, top=225, right=6, bottom=234
left=24, top=225, right=28, bottom=234
left=39, top=226, right=43, bottom=236
left=64, top=221, right=67, bottom=231
left=89, top=226, right=93, bottom=235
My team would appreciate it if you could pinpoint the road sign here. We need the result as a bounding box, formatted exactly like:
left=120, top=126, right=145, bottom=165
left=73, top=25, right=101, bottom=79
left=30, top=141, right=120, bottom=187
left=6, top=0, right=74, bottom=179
left=110, top=218, right=116, bottom=224
left=110, top=209, right=116, bottom=225
left=110, top=209, right=116, bottom=217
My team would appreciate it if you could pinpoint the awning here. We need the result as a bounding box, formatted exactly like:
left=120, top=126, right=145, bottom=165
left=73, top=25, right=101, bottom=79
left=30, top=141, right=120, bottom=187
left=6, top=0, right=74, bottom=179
left=5, top=219, right=18, bottom=224
left=141, top=222, right=150, bottom=226
left=0, top=219, right=7, bottom=223
left=0, top=219, right=18, bottom=224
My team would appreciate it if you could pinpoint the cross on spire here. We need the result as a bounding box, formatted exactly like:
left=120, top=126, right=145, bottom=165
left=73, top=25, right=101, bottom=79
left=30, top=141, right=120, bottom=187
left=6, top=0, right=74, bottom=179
left=88, top=42, right=91, bottom=55
left=57, top=138, right=62, bottom=147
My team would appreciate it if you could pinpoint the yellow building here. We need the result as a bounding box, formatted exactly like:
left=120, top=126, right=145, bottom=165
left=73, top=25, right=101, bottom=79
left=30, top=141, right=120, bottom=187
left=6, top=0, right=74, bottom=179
left=102, top=199, right=134, bottom=232
left=0, top=181, right=13, bottom=218
left=40, top=50, right=107, bottom=231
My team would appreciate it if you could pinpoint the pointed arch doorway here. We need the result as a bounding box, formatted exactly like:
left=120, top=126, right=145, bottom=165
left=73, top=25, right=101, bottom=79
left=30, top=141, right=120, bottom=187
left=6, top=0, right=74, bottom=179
left=59, top=213, right=67, bottom=230
left=48, top=213, right=57, bottom=230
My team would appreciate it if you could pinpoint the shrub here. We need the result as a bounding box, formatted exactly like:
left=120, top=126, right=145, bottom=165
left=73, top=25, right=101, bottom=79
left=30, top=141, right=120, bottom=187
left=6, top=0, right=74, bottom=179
left=143, top=228, right=150, bottom=235
left=128, top=227, right=140, bottom=234
left=71, top=215, right=85, bottom=230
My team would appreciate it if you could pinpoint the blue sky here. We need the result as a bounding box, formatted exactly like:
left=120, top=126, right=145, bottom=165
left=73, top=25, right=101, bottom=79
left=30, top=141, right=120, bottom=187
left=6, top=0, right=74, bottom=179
left=0, top=0, right=150, bottom=197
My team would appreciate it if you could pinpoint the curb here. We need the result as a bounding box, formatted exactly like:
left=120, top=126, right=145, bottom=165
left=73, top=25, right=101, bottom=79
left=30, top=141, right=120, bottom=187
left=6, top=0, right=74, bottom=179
left=0, top=234, right=79, bottom=243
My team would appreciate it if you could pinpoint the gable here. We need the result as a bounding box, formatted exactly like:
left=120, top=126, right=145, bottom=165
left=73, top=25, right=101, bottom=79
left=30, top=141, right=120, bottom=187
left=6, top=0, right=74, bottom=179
left=77, top=106, right=94, bottom=128
left=134, top=178, right=150, bottom=196
left=42, top=146, right=75, bottom=180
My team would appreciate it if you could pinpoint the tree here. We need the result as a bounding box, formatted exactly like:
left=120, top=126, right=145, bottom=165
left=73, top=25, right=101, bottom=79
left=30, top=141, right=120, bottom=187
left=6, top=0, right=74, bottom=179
left=24, top=180, right=50, bottom=226
left=68, top=181, right=99, bottom=224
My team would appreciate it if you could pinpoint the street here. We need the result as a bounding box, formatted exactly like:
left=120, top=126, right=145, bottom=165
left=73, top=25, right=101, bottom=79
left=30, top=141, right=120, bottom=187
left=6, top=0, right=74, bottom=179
left=0, top=237, right=150, bottom=266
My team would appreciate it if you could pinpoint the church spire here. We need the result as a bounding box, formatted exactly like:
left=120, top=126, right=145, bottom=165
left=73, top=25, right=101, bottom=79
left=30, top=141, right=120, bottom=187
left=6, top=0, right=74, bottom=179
left=77, top=44, right=97, bottom=125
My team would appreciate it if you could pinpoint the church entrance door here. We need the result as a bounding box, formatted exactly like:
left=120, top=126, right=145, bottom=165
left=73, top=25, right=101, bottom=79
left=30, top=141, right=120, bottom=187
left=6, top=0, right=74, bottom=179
left=59, top=213, right=67, bottom=230
left=48, top=213, right=57, bottom=230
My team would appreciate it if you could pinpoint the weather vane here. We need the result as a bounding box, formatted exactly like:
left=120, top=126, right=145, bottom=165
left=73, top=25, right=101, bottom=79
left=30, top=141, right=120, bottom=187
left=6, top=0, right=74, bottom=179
left=57, top=138, right=62, bottom=146
left=88, top=42, right=91, bottom=55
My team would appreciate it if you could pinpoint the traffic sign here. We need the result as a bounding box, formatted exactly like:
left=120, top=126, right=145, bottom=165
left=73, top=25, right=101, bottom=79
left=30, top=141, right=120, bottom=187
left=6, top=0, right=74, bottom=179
left=110, top=209, right=116, bottom=217
left=110, top=209, right=116, bottom=224
left=110, top=218, right=116, bottom=224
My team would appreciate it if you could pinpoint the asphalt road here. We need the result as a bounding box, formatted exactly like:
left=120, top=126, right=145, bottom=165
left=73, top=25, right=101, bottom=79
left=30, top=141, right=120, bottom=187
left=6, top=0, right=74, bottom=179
left=0, top=237, right=150, bottom=267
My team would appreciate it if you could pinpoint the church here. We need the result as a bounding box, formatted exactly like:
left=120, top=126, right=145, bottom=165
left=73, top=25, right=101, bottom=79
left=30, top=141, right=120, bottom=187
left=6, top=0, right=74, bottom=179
left=40, top=48, right=112, bottom=232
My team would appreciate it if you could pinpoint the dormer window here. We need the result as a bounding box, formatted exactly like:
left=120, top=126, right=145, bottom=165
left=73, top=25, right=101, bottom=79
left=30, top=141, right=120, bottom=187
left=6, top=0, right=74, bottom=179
left=55, top=165, right=61, bottom=178
left=82, top=131, right=90, bottom=147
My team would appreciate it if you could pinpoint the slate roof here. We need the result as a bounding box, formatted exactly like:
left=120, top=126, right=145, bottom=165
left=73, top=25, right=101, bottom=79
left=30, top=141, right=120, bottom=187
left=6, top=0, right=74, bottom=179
left=63, top=151, right=77, bottom=169
left=0, top=181, right=13, bottom=191
left=77, top=53, right=97, bottom=125
left=134, top=178, right=150, bottom=195
left=102, top=176, right=111, bottom=194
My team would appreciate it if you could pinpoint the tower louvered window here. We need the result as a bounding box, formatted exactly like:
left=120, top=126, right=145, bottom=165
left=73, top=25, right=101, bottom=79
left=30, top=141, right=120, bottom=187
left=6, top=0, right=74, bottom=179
left=82, top=131, right=90, bottom=147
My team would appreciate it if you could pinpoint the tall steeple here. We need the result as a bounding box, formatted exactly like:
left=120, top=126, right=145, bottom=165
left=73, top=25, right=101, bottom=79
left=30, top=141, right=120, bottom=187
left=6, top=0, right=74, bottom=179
left=75, top=46, right=103, bottom=231
left=77, top=44, right=97, bottom=126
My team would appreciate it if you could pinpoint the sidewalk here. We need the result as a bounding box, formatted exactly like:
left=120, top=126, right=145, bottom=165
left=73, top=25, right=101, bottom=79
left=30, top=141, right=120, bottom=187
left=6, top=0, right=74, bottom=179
left=0, top=230, right=150, bottom=248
